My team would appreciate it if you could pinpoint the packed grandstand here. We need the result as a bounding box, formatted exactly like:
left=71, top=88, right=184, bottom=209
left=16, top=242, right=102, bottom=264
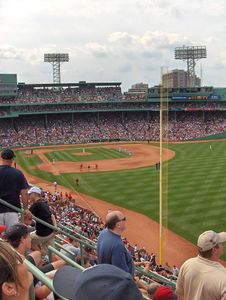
left=2, top=77, right=226, bottom=299
left=1, top=79, right=226, bottom=148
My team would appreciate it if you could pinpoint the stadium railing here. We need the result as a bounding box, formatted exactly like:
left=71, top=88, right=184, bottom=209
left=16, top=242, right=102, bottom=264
left=0, top=198, right=176, bottom=297
left=24, top=258, right=68, bottom=300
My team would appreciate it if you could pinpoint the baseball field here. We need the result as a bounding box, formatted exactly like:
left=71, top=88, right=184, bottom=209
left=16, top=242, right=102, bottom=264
left=14, top=140, right=226, bottom=265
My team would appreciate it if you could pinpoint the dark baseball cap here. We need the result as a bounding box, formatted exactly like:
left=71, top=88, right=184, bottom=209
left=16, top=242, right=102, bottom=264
left=53, top=264, right=143, bottom=300
left=4, top=223, right=33, bottom=242
left=1, top=149, right=16, bottom=160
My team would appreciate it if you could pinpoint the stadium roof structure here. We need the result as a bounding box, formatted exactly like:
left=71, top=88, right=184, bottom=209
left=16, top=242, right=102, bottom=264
left=17, top=81, right=122, bottom=88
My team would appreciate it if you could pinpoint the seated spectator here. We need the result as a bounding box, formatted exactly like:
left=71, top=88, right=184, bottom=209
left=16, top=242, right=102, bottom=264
left=27, top=186, right=57, bottom=255
left=4, top=223, right=66, bottom=299
left=147, top=282, right=160, bottom=299
left=153, top=286, right=177, bottom=300
left=60, top=237, right=80, bottom=260
left=53, top=264, right=143, bottom=300
left=75, top=255, right=91, bottom=268
left=0, top=225, right=6, bottom=237
left=3, top=223, right=41, bottom=266
left=0, top=239, right=33, bottom=300
left=83, top=246, right=98, bottom=266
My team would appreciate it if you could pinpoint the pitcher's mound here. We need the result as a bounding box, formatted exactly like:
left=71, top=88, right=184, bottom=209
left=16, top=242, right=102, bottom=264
left=74, top=152, right=92, bottom=156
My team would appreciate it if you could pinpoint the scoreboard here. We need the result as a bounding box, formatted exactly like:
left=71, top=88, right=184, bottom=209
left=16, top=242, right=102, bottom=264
left=171, top=94, right=221, bottom=101
left=0, top=74, right=17, bottom=97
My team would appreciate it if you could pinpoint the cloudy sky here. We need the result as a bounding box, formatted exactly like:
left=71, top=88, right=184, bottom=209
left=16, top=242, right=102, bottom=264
left=1, top=0, right=226, bottom=91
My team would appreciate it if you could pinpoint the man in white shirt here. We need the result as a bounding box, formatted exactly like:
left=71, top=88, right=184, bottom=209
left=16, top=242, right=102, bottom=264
left=176, top=230, right=226, bottom=300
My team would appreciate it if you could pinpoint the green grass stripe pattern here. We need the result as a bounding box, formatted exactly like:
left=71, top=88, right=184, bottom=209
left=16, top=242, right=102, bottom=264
left=44, top=147, right=129, bottom=162
left=15, top=141, right=226, bottom=260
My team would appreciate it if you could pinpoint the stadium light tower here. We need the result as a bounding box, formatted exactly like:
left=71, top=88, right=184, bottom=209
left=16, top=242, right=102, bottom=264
left=175, top=46, right=207, bottom=88
left=44, top=53, right=69, bottom=84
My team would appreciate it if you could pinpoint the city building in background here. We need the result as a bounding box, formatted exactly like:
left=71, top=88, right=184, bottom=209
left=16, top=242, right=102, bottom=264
left=126, top=82, right=149, bottom=95
left=162, top=69, right=201, bottom=89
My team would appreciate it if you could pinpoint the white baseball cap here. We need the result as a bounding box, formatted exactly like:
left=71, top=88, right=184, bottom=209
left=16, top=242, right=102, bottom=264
left=28, top=186, right=42, bottom=195
left=197, top=230, right=226, bottom=251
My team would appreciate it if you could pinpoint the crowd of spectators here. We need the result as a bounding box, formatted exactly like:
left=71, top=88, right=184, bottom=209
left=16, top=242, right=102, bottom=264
left=44, top=190, right=179, bottom=284
left=1, top=111, right=226, bottom=147
left=2, top=85, right=226, bottom=108
left=1, top=86, right=125, bottom=104
left=4, top=100, right=226, bottom=117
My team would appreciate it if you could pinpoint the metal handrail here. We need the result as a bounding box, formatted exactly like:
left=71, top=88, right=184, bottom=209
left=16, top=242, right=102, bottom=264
left=0, top=198, right=176, bottom=289
left=24, top=258, right=68, bottom=300
left=48, top=245, right=84, bottom=270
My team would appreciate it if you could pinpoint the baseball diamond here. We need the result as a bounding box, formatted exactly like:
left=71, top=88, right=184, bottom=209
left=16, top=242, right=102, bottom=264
left=2, top=82, right=226, bottom=269
left=3, top=4, right=226, bottom=298
left=13, top=140, right=226, bottom=266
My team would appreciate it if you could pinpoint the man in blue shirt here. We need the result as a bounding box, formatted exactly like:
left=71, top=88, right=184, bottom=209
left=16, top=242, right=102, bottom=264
left=0, top=149, right=29, bottom=227
left=97, top=210, right=135, bottom=276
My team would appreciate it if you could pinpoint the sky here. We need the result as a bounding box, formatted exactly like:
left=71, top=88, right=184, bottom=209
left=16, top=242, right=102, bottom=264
left=1, top=0, right=226, bottom=91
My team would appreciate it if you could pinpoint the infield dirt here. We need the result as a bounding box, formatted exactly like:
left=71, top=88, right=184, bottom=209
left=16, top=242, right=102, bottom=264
left=18, top=143, right=200, bottom=266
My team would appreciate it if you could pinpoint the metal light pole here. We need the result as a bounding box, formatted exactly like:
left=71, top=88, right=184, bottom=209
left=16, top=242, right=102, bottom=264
left=44, top=53, right=69, bottom=84
left=175, top=46, right=207, bottom=88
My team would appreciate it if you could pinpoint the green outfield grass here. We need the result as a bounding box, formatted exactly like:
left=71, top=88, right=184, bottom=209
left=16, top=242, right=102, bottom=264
left=44, top=147, right=129, bottom=162
left=15, top=141, right=226, bottom=258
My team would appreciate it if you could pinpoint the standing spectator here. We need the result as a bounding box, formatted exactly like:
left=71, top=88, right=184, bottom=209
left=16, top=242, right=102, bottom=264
left=150, top=253, right=156, bottom=267
left=27, top=186, right=57, bottom=255
left=0, top=149, right=29, bottom=227
left=97, top=210, right=135, bottom=276
left=53, top=181, right=57, bottom=192
left=172, top=265, right=179, bottom=277
left=176, top=230, right=226, bottom=300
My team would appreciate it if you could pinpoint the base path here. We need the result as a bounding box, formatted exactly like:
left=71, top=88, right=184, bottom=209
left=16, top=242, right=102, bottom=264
left=34, top=143, right=174, bottom=174
left=18, top=143, right=199, bottom=267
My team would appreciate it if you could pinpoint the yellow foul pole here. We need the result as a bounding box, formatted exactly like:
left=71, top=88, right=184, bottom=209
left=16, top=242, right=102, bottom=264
left=159, top=67, right=169, bottom=265
left=159, top=71, right=163, bottom=264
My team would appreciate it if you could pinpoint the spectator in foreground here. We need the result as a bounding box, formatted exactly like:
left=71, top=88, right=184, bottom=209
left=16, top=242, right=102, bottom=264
left=53, top=264, right=143, bottom=300
left=97, top=210, right=135, bottom=276
left=4, top=223, right=66, bottom=299
left=0, top=149, right=29, bottom=227
left=0, top=239, right=33, bottom=300
left=176, top=230, right=226, bottom=300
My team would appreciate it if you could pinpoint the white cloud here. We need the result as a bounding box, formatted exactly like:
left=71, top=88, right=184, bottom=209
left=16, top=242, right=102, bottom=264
left=0, top=0, right=226, bottom=90
left=85, top=43, right=108, bottom=57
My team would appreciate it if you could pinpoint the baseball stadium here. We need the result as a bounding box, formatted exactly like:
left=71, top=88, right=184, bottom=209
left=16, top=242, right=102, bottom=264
left=2, top=72, right=226, bottom=298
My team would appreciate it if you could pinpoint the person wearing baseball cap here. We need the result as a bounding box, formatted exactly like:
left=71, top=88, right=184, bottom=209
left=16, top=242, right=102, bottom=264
left=0, top=148, right=29, bottom=227
left=176, top=230, right=226, bottom=300
left=26, top=186, right=57, bottom=255
left=4, top=223, right=34, bottom=254
left=153, top=286, right=177, bottom=300
left=53, top=264, right=143, bottom=300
